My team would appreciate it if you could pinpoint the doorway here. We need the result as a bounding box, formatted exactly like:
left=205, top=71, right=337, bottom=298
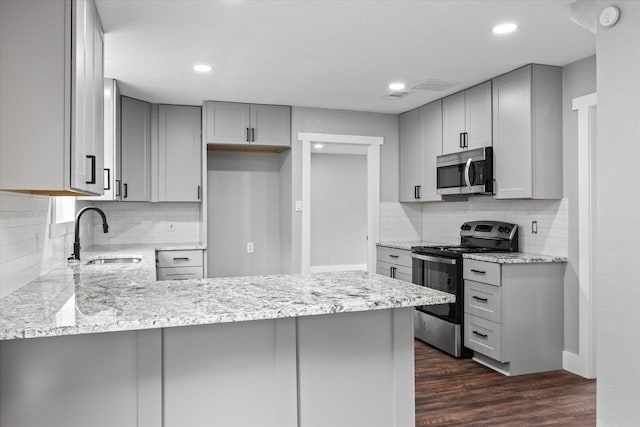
left=298, top=133, right=383, bottom=274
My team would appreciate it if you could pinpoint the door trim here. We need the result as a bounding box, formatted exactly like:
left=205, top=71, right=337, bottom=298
left=298, top=132, right=383, bottom=274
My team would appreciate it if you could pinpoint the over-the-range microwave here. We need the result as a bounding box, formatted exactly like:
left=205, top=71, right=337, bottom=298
left=436, top=147, right=493, bottom=195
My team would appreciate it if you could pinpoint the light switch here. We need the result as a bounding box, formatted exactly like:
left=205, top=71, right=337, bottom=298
left=247, top=242, right=255, bottom=254
left=295, top=200, right=303, bottom=212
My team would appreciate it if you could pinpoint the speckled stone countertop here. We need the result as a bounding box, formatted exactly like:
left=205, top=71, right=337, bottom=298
left=0, top=245, right=454, bottom=340
left=377, top=241, right=447, bottom=251
left=463, top=252, right=568, bottom=264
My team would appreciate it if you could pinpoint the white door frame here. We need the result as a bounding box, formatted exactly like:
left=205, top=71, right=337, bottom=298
left=298, top=132, right=383, bottom=274
left=563, top=92, right=597, bottom=379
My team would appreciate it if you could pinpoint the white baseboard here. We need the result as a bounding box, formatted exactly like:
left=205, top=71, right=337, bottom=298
left=310, top=264, right=367, bottom=273
left=563, top=350, right=595, bottom=378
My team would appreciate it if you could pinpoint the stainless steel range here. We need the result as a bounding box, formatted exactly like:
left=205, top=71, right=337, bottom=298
left=411, top=221, right=519, bottom=357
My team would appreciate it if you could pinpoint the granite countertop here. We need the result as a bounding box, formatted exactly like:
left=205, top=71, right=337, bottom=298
left=463, top=252, right=568, bottom=264
left=377, top=241, right=447, bottom=251
left=0, top=245, right=454, bottom=341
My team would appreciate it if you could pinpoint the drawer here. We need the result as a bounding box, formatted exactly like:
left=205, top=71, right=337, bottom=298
left=157, top=266, right=203, bottom=281
left=464, top=313, right=503, bottom=362
left=157, top=249, right=203, bottom=268
left=463, top=259, right=501, bottom=286
left=377, top=246, right=412, bottom=268
left=464, top=280, right=502, bottom=323
left=376, top=261, right=412, bottom=282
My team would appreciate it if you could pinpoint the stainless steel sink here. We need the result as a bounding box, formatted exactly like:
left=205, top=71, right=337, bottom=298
left=86, top=257, right=142, bottom=265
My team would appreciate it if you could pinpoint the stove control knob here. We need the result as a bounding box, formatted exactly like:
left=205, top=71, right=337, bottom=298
left=460, top=225, right=466, bottom=230
left=498, top=226, right=504, bottom=233
left=504, top=227, right=511, bottom=233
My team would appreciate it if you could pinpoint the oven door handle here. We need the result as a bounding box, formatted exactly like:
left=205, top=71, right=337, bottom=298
left=464, top=158, right=473, bottom=190
left=412, top=253, right=457, bottom=265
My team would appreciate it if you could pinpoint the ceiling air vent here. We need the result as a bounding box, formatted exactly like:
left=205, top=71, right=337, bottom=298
left=383, top=91, right=410, bottom=100
left=412, top=79, right=460, bottom=92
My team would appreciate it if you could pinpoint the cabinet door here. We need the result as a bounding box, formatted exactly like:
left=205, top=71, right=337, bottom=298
left=205, top=101, right=251, bottom=144
left=249, top=104, right=291, bottom=147
left=158, top=105, right=202, bottom=202
left=420, top=100, right=443, bottom=202
left=442, top=91, right=466, bottom=155
left=121, top=97, right=152, bottom=201
left=465, top=81, right=492, bottom=150
left=399, top=108, right=423, bottom=202
left=492, top=66, right=533, bottom=199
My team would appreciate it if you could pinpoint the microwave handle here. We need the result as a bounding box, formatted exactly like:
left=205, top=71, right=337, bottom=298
left=464, top=158, right=473, bottom=190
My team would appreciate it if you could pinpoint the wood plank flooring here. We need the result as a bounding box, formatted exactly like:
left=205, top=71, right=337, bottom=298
left=414, top=340, right=596, bottom=426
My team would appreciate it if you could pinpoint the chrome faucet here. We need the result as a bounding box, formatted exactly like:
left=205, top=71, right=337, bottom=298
left=69, top=207, right=109, bottom=261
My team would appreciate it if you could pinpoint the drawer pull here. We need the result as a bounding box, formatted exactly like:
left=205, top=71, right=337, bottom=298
left=470, top=269, right=486, bottom=274
left=388, top=254, right=399, bottom=258
left=472, top=296, right=488, bottom=302
left=173, top=257, right=190, bottom=261
left=472, top=331, right=488, bottom=339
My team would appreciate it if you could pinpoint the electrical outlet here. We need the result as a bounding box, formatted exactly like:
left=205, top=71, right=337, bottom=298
left=247, top=242, right=255, bottom=254
left=168, top=224, right=175, bottom=233
left=531, top=220, right=538, bottom=234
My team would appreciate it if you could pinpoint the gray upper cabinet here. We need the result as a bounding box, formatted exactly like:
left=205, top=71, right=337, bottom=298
left=0, top=0, right=104, bottom=195
left=399, top=101, right=443, bottom=203
left=492, top=64, right=562, bottom=199
left=205, top=101, right=291, bottom=148
left=442, top=81, right=492, bottom=155
left=399, top=108, right=423, bottom=202
left=121, top=97, right=152, bottom=202
left=158, top=105, right=202, bottom=202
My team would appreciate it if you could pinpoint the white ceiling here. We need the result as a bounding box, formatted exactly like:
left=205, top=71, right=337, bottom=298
left=95, top=0, right=595, bottom=114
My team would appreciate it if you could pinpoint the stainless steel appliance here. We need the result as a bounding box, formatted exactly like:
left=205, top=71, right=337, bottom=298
left=412, top=221, right=518, bottom=357
left=436, top=147, right=493, bottom=195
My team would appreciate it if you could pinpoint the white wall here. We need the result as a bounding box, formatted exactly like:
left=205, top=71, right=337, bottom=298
left=207, top=151, right=284, bottom=278
left=86, top=201, right=200, bottom=245
left=310, top=153, right=367, bottom=267
left=595, top=1, right=640, bottom=425
left=0, top=192, right=74, bottom=297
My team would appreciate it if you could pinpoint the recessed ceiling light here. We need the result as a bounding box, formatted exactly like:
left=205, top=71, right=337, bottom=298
left=492, top=23, right=518, bottom=34
left=314, top=144, right=323, bottom=149
left=193, top=64, right=213, bottom=72
left=388, top=82, right=406, bottom=91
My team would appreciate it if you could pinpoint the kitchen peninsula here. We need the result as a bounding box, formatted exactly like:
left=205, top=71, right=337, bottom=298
left=0, top=246, right=453, bottom=427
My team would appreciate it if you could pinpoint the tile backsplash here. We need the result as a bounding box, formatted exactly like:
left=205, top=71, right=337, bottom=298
left=87, top=202, right=201, bottom=245
left=380, top=197, right=568, bottom=256
left=0, top=192, right=74, bottom=297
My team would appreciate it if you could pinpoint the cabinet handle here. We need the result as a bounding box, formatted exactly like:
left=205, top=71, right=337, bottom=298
left=414, top=185, right=421, bottom=199
left=470, top=269, right=486, bottom=274
left=463, top=132, right=468, bottom=148
left=472, top=296, right=488, bottom=302
left=390, top=266, right=396, bottom=278
left=197, top=185, right=201, bottom=200
left=416, top=185, right=421, bottom=199
left=86, top=155, right=96, bottom=184
left=251, top=127, right=255, bottom=142
left=472, top=331, right=488, bottom=339
left=104, top=168, right=111, bottom=191
left=173, top=257, right=190, bottom=261
left=116, top=180, right=121, bottom=197
left=246, top=127, right=250, bottom=142
left=388, top=254, right=399, bottom=258
left=124, top=183, right=128, bottom=199
left=459, top=133, right=463, bottom=148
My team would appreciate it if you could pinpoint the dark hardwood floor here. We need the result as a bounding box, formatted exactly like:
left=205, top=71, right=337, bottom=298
left=414, top=339, right=596, bottom=426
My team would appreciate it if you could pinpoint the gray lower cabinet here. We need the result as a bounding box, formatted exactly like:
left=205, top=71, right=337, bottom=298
left=376, top=246, right=412, bottom=282
left=121, top=96, right=152, bottom=201
left=463, top=259, right=565, bottom=375
left=492, top=64, right=563, bottom=199
left=158, top=105, right=202, bottom=202
left=156, top=249, right=204, bottom=280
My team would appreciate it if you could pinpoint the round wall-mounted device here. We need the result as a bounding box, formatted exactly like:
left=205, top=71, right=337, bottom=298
left=599, top=6, right=621, bottom=28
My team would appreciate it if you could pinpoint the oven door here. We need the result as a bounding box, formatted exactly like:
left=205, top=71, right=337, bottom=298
left=412, top=253, right=461, bottom=323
